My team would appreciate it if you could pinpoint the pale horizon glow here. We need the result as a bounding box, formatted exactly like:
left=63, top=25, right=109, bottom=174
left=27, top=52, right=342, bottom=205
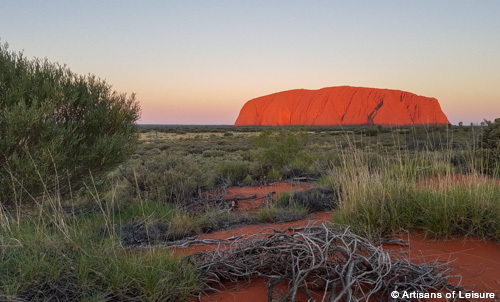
left=1, top=1, right=499, bottom=125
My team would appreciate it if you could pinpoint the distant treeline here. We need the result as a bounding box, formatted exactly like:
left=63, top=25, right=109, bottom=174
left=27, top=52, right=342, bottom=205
left=137, top=124, right=471, bottom=134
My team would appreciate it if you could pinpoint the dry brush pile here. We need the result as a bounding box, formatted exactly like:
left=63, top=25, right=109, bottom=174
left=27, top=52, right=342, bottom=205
left=187, top=223, right=462, bottom=302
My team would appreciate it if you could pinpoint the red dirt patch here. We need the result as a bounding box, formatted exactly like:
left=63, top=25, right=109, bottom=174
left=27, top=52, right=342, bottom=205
left=384, top=234, right=500, bottom=300
left=193, top=277, right=326, bottom=302
left=225, top=181, right=315, bottom=198
left=417, top=173, right=500, bottom=190
left=224, top=181, right=315, bottom=212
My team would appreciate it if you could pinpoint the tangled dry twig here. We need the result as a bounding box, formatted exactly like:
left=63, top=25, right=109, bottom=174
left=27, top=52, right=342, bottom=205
left=185, top=186, right=275, bottom=213
left=187, top=223, right=463, bottom=301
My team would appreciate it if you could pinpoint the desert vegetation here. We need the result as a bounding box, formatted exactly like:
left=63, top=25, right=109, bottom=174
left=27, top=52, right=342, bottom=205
left=1, top=43, right=499, bottom=301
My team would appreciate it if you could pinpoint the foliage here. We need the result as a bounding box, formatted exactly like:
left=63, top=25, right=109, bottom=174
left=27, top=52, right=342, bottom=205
left=0, top=42, right=140, bottom=204
left=481, top=118, right=500, bottom=152
left=0, top=221, right=200, bottom=301
left=276, top=188, right=339, bottom=213
left=2, top=120, right=499, bottom=300
left=253, top=128, right=312, bottom=171
left=267, top=168, right=281, bottom=180
left=215, top=161, right=250, bottom=185
left=119, top=152, right=210, bottom=205
left=331, top=148, right=500, bottom=241
left=480, top=118, right=500, bottom=176
left=256, top=204, right=307, bottom=223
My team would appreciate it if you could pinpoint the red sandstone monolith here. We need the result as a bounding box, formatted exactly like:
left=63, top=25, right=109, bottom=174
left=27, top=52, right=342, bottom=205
left=234, top=86, right=449, bottom=126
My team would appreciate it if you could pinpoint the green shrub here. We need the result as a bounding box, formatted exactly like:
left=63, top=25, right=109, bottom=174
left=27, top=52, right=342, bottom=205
left=481, top=118, right=500, bottom=151
left=276, top=188, right=339, bottom=213
left=0, top=42, right=140, bottom=204
left=256, top=206, right=278, bottom=223
left=216, top=161, right=250, bottom=185
left=242, top=174, right=254, bottom=185
left=480, top=118, right=500, bottom=176
left=267, top=168, right=281, bottom=180
left=119, top=152, right=209, bottom=205
left=253, top=128, right=310, bottom=170
left=201, top=150, right=226, bottom=158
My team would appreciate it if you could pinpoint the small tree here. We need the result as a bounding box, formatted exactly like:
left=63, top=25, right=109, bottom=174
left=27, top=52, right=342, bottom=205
left=0, top=42, right=141, bottom=203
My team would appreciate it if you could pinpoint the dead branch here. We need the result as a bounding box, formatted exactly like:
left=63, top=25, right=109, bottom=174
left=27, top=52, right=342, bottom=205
left=187, top=223, right=463, bottom=302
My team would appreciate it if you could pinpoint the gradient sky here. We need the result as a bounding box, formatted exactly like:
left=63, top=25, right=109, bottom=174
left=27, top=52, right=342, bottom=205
left=1, top=1, right=499, bottom=125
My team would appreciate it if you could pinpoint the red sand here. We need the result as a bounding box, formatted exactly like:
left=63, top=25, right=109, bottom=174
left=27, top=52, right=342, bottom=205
left=234, top=86, right=449, bottom=126
left=193, top=277, right=326, bottom=302
left=222, top=181, right=314, bottom=212
left=386, top=234, right=500, bottom=296
left=172, top=211, right=332, bottom=256
left=182, top=181, right=500, bottom=301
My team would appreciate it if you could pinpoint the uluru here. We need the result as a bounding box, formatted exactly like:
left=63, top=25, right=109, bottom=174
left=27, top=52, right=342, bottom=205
left=234, top=86, right=450, bottom=126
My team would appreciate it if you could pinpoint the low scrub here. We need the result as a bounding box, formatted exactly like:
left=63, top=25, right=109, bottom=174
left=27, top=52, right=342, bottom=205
left=256, top=205, right=307, bottom=223
left=0, top=220, right=200, bottom=301
left=331, top=148, right=500, bottom=240
left=119, top=152, right=212, bottom=205
left=215, top=161, right=251, bottom=186
left=276, top=188, right=339, bottom=213
left=253, top=128, right=314, bottom=172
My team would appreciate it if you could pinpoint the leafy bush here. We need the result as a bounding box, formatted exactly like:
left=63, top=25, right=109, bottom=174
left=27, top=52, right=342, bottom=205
left=267, top=168, right=281, bottom=180
left=253, top=128, right=312, bottom=171
left=480, top=118, right=500, bottom=176
left=0, top=42, right=140, bottom=204
left=481, top=118, right=500, bottom=152
left=215, top=161, right=250, bottom=185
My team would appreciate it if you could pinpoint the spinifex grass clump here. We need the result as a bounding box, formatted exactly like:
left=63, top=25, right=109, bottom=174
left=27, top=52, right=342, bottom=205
left=276, top=188, right=339, bottom=212
left=0, top=193, right=202, bottom=301
left=415, top=182, right=500, bottom=239
left=330, top=134, right=500, bottom=241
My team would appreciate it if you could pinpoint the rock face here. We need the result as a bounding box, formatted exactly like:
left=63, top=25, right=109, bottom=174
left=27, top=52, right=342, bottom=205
left=234, top=86, right=450, bottom=126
